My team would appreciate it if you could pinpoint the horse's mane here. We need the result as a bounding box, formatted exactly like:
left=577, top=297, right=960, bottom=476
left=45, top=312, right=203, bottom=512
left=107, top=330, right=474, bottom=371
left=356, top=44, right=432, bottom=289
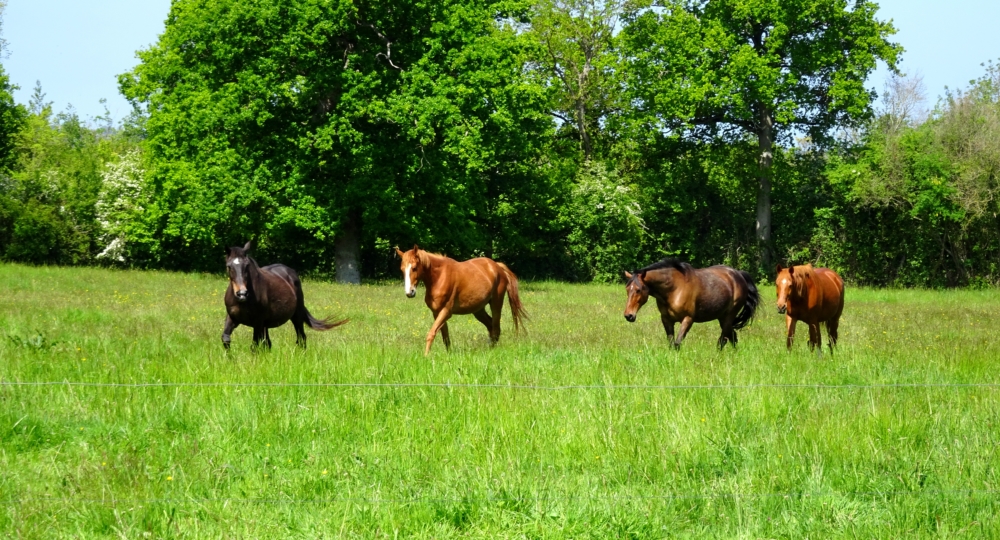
left=416, top=249, right=449, bottom=266
left=637, top=257, right=693, bottom=276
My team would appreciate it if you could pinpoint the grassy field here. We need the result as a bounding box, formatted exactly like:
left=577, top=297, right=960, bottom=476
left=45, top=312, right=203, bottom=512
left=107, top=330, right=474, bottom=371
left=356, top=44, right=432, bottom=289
left=1, top=263, right=999, bottom=538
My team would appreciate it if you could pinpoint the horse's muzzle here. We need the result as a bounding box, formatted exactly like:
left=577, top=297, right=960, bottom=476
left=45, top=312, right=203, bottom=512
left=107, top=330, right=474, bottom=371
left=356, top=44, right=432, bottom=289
left=777, top=305, right=786, bottom=315
left=624, top=314, right=636, bottom=323
left=406, top=290, right=416, bottom=298
left=236, top=291, right=248, bottom=302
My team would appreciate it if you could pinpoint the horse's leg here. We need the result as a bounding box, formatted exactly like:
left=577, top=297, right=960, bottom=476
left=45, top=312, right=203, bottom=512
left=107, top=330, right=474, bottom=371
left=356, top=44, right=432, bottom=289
left=490, top=295, right=505, bottom=345
left=717, top=320, right=734, bottom=351
left=425, top=309, right=452, bottom=355
left=222, top=316, right=238, bottom=351
left=660, top=315, right=675, bottom=342
left=265, top=328, right=273, bottom=350
left=673, top=316, right=694, bottom=350
left=440, top=322, right=451, bottom=351
left=785, top=315, right=796, bottom=351
left=473, top=308, right=496, bottom=345
left=252, top=327, right=266, bottom=351
left=293, top=317, right=307, bottom=349
left=808, top=323, right=821, bottom=355
left=827, top=317, right=840, bottom=354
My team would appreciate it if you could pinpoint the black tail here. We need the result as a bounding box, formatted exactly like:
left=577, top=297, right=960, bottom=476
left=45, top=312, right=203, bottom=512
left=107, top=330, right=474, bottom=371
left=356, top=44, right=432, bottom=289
left=305, top=308, right=348, bottom=331
left=732, top=270, right=759, bottom=330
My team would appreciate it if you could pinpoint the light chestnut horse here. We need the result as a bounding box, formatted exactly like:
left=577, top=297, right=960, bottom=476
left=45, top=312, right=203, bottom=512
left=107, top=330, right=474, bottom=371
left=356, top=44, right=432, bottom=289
left=222, top=242, right=347, bottom=350
left=395, top=245, right=527, bottom=355
left=775, top=264, right=845, bottom=353
left=623, top=258, right=759, bottom=350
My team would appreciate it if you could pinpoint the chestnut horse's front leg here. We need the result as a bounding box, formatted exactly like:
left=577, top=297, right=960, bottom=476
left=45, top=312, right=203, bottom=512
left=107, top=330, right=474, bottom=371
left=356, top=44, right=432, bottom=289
left=425, top=308, right=452, bottom=355
left=785, top=315, right=796, bottom=351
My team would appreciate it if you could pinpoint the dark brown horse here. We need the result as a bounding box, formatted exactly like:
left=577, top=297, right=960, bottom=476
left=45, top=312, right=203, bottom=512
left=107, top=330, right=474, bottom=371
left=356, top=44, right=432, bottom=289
left=395, top=245, right=527, bottom=355
left=775, top=264, right=845, bottom=353
left=623, top=259, right=759, bottom=349
left=222, top=242, right=346, bottom=350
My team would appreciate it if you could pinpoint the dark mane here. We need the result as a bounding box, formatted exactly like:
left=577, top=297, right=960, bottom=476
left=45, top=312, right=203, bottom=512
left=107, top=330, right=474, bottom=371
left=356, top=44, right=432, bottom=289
left=637, top=257, right=693, bottom=275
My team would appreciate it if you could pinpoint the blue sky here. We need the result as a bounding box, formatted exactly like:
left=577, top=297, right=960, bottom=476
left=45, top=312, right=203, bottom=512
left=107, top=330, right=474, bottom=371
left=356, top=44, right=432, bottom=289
left=2, top=0, right=999, bottom=122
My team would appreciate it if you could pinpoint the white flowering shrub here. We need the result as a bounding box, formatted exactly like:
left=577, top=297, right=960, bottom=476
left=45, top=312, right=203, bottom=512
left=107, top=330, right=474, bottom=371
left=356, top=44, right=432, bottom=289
left=560, top=161, right=647, bottom=282
left=95, top=149, right=146, bottom=263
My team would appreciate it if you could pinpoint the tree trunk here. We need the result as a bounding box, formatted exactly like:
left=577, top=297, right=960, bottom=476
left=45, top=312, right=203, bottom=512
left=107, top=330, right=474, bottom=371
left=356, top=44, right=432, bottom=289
left=334, top=210, right=361, bottom=284
left=756, top=107, right=774, bottom=272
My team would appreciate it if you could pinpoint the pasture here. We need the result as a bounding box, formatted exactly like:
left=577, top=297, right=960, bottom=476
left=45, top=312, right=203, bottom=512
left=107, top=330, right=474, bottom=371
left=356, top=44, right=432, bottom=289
left=1, top=263, right=999, bottom=538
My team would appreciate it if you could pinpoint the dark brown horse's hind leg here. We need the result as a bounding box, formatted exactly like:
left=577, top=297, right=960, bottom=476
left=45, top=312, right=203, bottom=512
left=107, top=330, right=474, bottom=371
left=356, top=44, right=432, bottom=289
left=473, top=308, right=496, bottom=345
left=293, top=317, right=307, bottom=349
left=717, top=315, right=738, bottom=350
left=222, top=316, right=238, bottom=350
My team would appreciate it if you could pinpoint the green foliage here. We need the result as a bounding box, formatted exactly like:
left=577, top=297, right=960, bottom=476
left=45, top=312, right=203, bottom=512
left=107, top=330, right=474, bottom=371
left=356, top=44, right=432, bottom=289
left=807, top=68, right=1000, bottom=286
left=0, top=86, right=137, bottom=265
left=0, top=68, right=26, bottom=173
left=120, top=0, right=555, bottom=273
left=559, top=161, right=646, bottom=281
left=620, top=0, right=901, bottom=143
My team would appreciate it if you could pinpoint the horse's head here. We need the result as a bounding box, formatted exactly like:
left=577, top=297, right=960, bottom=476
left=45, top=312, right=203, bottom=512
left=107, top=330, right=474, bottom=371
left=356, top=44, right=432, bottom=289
left=395, top=244, right=424, bottom=298
left=623, top=270, right=650, bottom=322
left=226, top=241, right=254, bottom=303
left=776, top=264, right=808, bottom=314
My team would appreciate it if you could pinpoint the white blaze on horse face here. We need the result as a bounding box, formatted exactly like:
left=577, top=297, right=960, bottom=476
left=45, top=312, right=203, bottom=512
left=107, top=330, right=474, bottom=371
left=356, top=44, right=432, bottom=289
left=404, top=264, right=413, bottom=295
left=233, top=258, right=241, bottom=266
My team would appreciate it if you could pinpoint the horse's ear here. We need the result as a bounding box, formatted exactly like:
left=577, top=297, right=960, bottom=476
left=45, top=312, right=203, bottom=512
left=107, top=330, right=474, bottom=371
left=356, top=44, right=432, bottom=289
left=394, top=246, right=404, bottom=259
left=639, top=270, right=647, bottom=281
left=624, top=271, right=633, bottom=280
left=413, top=244, right=419, bottom=252
left=776, top=264, right=783, bottom=273
left=788, top=266, right=794, bottom=275
left=225, top=247, right=232, bottom=257
left=243, top=240, right=253, bottom=252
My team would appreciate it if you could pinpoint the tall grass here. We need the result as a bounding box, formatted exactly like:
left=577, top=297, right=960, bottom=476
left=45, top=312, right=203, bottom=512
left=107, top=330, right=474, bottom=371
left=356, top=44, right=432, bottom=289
left=1, top=264, right=999, bottom=537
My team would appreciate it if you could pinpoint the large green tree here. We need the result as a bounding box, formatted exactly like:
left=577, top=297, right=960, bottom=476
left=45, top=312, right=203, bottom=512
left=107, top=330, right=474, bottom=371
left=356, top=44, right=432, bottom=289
left=0, top=1, right=27, bottom=173
left=620, top=0, right=901, bottom=270
left=120, top=0, right=552, bottom=281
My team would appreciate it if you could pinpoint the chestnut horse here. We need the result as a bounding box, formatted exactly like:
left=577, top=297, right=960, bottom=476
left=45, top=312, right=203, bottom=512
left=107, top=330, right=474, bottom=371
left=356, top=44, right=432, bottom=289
left=623, top=258, right=759, bottom=350
left=395, top=245, right=527, bottom=355
left=775, top=264, right=844, bottom=353
left=222, top=242, right=347, bottom=350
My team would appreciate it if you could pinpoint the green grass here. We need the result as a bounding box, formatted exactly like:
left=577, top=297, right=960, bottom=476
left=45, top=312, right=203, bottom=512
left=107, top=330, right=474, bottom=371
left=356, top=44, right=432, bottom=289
left=1, top=263, right=999, bottom=538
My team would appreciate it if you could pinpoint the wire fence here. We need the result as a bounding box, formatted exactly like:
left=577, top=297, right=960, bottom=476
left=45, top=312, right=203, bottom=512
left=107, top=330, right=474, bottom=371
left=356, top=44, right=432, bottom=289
left=2, top=380, right=1000, bottom=390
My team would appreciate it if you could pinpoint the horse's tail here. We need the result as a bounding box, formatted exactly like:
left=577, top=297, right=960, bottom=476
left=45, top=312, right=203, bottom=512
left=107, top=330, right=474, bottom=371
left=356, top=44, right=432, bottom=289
left=498, top=262, right=528, bottom=333
left=732, top=270, right=759, bottom=330
left=304, top=307, right=349, bottom=331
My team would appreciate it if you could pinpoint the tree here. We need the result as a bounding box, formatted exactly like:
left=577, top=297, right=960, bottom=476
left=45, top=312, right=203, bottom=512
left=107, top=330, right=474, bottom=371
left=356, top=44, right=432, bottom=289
left=0, top=1, right=27, bottom=173
left=620, top=0, right=901, bottom=270
left=529, top=0, right=628, bottom=161
left=121, top=0, right=551, bottom=281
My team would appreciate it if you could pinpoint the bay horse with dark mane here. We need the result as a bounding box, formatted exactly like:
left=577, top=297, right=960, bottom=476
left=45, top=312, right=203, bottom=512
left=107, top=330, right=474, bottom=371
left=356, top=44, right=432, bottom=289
left=395, top=245, right=527, bottom=355
left=222, top=242, right=347, bottom=350
left=775, top=264, right=844, bottom=353
left=623, top=258, right=759, bottom=349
